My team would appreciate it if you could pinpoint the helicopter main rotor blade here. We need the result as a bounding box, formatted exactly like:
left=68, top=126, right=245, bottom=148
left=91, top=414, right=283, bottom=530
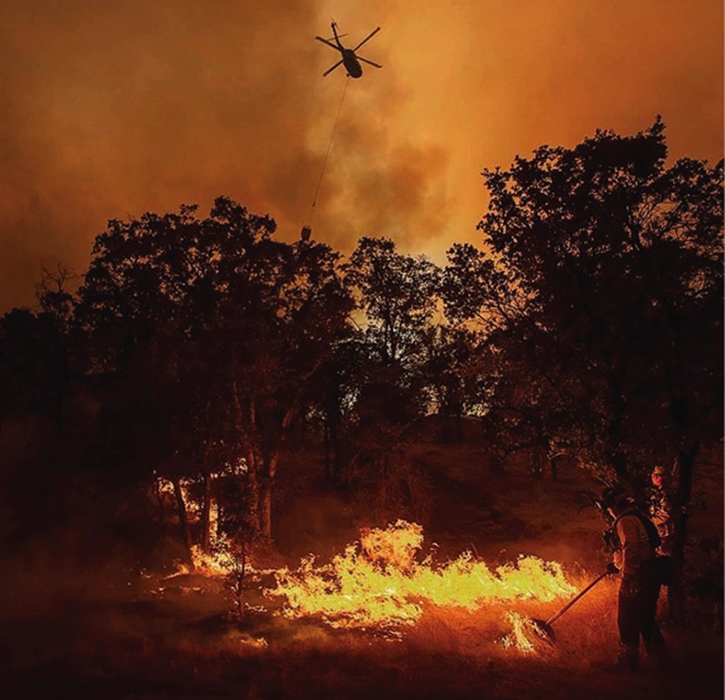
left=352, top=26, right=380, bottom=52
left=316, top=36, right=342, bottom=52
left=357, top=56, right=382, bottom=68
left=322, top=59, right=344, bottom=77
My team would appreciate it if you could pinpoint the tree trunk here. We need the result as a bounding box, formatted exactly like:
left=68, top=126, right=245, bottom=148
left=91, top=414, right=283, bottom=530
left=331, top=420, right=342, bottom=485
left=171, top=476, right=194, bottom=566
left=259, top=478, right=273, bottom=540
left=326, top=370, right=344, bottom=485
left=153, top=475, right=167, bottom=551
left=669, top=442, right=699, bottom=626
left=323, top=418, right=331, bottom=483
left=259, top=452, right=278, bottom=539
left=201, top=472, right=213, bottom=553
left=607, top=376, right=629, bottom=481
left=246, top=450, right=262, bottom=534
left=549, top=455, right=559, bottom=482
left=541, top=435, right=559, bottom=482
left=610, top=449, right=628, bottom=482
left=300, top=409, right=307, bottom=449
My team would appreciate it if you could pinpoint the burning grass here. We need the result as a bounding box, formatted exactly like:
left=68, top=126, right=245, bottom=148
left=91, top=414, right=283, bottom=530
left=164, top=520, right=596, bottom=654
left=143, top=517, right=722, bottom=678
left=4, top=524, right=721, bottom=700
left=266, top=520, right=578, bottom=647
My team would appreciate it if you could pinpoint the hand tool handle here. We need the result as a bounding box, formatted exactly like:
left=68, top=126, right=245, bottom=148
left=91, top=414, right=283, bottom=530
left=546, top=570, right=609, bottom=626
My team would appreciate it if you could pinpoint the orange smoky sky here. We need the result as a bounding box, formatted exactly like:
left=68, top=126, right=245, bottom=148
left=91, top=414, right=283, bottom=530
left=0, top=0, right=722, bottom=311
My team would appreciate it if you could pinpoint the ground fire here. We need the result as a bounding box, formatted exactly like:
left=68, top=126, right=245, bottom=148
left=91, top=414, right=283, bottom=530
left=269, top=520, right=577, bottom=642
left=168, top=520, right=586, bottom=652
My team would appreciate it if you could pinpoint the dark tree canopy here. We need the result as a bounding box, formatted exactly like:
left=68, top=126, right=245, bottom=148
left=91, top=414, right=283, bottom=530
left=446, top=118, right=723, bottom=493
left=74, top=197, right=353, bottom=541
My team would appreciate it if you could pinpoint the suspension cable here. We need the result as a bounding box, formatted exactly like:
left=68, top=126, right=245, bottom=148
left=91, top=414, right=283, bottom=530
left=311, top=76, right=350, bottom=211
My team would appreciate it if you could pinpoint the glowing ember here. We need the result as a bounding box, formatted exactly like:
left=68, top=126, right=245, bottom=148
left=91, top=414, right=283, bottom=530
left=265, top=520, right=577, bottom=644
left=239, top=635, right=269, bottom=649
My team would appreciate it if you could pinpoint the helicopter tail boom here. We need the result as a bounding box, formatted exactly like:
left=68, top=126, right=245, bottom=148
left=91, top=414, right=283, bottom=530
left=331, top=21, right=344, bottom=49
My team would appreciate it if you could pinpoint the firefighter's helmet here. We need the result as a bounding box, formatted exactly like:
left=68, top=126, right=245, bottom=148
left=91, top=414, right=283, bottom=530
left=600, top=485, right=632, bottom=511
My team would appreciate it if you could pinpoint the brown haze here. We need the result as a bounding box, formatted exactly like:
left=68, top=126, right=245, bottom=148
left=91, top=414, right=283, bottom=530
left=0, top=0, right=722, bottom=311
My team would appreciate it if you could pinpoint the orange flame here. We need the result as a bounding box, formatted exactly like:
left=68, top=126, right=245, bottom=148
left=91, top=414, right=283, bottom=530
left=190, top=541, right=239, bottom=576
left=265, top=520, right=577, bottom=647
left=501, top=612, right=538, bottom=653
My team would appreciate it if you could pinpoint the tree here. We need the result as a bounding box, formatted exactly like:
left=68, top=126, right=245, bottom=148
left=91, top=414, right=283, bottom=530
left=75, top=197, right=353, bottom=548
left=343, top=237, right=441, bottom=424
left=308, top=238, right=443, bottom=520
left=0, top=267, right=77, bottom=430
left=416, top=324, right=480, bottom=443
left=345, top=237, right=441, bottom=367
left=446, top=118, right=723, bottom=502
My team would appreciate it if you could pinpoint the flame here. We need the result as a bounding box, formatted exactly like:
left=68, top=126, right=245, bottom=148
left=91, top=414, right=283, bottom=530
left=501, top=612, right=538, bottom=653
left=190, top=541, right=240, bottom=576
left=265, top=520, right=577, bottom=647
left=157, top=519, right=579, bottom=652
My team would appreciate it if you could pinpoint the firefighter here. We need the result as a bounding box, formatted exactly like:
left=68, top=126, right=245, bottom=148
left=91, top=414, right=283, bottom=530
left=601, top=486, right=668, bottom=672
left=648, top=465, right=675, bottom=555
left=647, top=465, right=676, bottom=618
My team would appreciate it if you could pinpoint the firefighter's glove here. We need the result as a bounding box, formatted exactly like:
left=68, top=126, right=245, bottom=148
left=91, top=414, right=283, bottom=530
left=605, top=562, right=619, bottom=576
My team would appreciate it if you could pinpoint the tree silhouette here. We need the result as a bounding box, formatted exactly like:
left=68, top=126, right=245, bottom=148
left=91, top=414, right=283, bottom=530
left=76, top=197, right=352, bottom=547
left=342, top=237, right=441, bottom=426
left=446, top=119, right=723, bottom=497
left=345, top=237, right=441, bottom=366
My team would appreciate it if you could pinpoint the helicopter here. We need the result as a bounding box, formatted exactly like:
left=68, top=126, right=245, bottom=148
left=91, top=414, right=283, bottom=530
left=315, top=21, right=381, bottom=79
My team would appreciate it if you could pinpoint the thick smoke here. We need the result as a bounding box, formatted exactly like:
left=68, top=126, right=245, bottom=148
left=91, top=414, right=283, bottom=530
left=0, top=0, right=722, bottom=310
